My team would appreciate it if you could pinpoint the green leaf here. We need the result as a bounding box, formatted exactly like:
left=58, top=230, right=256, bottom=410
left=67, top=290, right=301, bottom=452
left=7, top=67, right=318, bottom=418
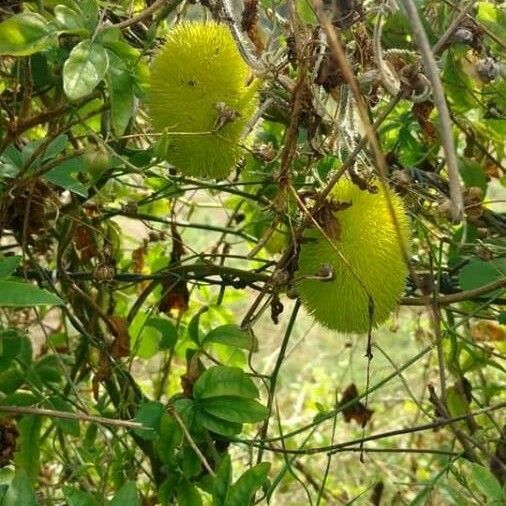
left=145, top=317, right=177, bottom=350
left=129, top=312, right=163, bottom=359
left=0, top=367, right=25, bottom=396
left=63, top=486, right=99, bottom=506
left=212, top=454, right=232, bottom=506
left=0, top=330, right=32, bottom=368
left=225, top=463, right=270, bottom=506
left=63, top=40, right=109, bottom=100
left=0, top=256, right=21, bottom=279
left=54, top=5, right=88, bottom=34
left=408, top=487, right=431, bottom=506
left=2, top=470, right=37, bottom=506
left=106, top=50, right=134, bottom=136
left=182, top=446, right=201, bottom=478
left=459, top=158, right=487, bottom=193
left=0, top=13, right=54, bottom=56
left=477, top=2, right=506, bottom=43
left=443, top=50, right=476, bottom=112
left=193, top=367, right=259, bottom=400
left=154, top=414, right=182, bottom=464
left=203, top=324, right=256, bottom=351
left=0, top=281, right=62, bottom=307
left=446, top=386, right=469, bottom=418
left=459, top=259, right=506, bottom=296
left=195, top=411, right=242, bottom=437
left=43, top=134, right=69, bottom=161
left=43, top=158, right=88, bottom=197
left=470, top=463, right=504, bottom=502
left=31, top=354, right=64, bottom=386
left=14, top=415, right=42, bottom=482
left=176, top=479, right=202, bottom=506
left=0, top=331, right=24, bottom=373
left=188, top=306, right=208, bottom=343
left=109, top=481, right=140, bottom=506
left=133, top=401, right=164, bottom=440
left=73, top=0, right=100, bottom=31
left=1, top=391, right=38, bottom=407
left=199, top=397, right=268, bottom=423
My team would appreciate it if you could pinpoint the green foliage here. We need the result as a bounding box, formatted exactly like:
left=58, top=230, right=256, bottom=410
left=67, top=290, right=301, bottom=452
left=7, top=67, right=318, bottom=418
left=63, top=487, right=99, bottom=506
left=0, top=13, right=56, bottom=56
left=0, top=281, right=62, bottom=307
left=174, top=366, right=268, bottom=436
left=109, top=481, right=140, bottom=506
left=212, top=455, right=270, bottom=506
left=1, top=470, right=37, bottom=506
left=14, top=416, right=42, bottom=482
left=0, top=0, right=504, bottom=504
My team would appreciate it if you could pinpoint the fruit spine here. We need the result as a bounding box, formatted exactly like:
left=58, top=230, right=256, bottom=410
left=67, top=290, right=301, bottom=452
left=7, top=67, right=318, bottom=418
left=296, top=179, right=410, bottom=333
left=148, top=22, right=258, bottom=179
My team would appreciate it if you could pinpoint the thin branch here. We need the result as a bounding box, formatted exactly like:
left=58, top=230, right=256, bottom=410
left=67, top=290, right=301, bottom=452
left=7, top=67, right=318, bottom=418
left=432, top=0, right=477, bottom=55
left=255, top=300, right=301, bottom=464
left=440, top=0, right=506, bottom=50
left=399, top=0, right=464, bottom=222
left=0, top=405, right=147, bottom=430
left=169, top=406, right=216, bottom=477
left=401, top=276, right=506, bottom=306
left=106, top=0, right=180, bottom=30
left=235, top=402, right=506, bottom=455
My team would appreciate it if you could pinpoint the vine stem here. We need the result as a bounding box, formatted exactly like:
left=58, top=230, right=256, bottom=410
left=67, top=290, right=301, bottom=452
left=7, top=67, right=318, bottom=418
left=236, top=402, right=506, bottom=455
left=255, top=300, right=301, bottom=465
left=399, top=0, right=464, bottom=222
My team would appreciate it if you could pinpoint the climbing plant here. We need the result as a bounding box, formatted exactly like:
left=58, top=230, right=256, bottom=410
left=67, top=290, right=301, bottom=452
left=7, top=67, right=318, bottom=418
left=0, top=0, right=504, bottom=504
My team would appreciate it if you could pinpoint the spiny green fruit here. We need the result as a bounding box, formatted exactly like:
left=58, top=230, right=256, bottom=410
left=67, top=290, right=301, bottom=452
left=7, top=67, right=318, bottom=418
left=296, top=179, right=410, bottom=333
left=149, top=22, right=258, bottom=179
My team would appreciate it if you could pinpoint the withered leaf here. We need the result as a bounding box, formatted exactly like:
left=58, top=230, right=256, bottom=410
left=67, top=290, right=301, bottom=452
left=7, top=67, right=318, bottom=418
left=159, top=277, right=190, bottom=314
left=471, top=321, right=505, bottom=342
left=411, top=101, right=437, bottom=143
left=109, top=315, right=130, bottom=358
left=72, top=224, right=97, bottom=263
left=160, top=223, right=189, bottom=314
left=315, top=51, right=344, bottom=92
left=132, top=239, right=148, bottom=274
left=314, top=199, right=351, bottom=241
left=92, top=352, right=111, bottom=401
left=180, top=350, right=204, bottom=397
left=340, top=383, right=374, bottom=427
left=241, top=0, right=265, bottom=54
left=370, top=481, right=384, bottom=506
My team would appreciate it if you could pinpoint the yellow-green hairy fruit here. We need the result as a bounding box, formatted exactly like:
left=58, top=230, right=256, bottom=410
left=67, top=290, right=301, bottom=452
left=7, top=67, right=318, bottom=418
left=148, top=22, right=258, bottom=179
left=296, top=179, right=411, bottom=333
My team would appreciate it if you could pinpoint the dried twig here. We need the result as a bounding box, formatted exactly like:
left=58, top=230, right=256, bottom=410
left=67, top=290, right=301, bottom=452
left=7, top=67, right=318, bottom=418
left=0, top=405, right=147, bottom=430
left=399, top=0, right=464, bottom=222
left=107, top=0, right=180, bottom=30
